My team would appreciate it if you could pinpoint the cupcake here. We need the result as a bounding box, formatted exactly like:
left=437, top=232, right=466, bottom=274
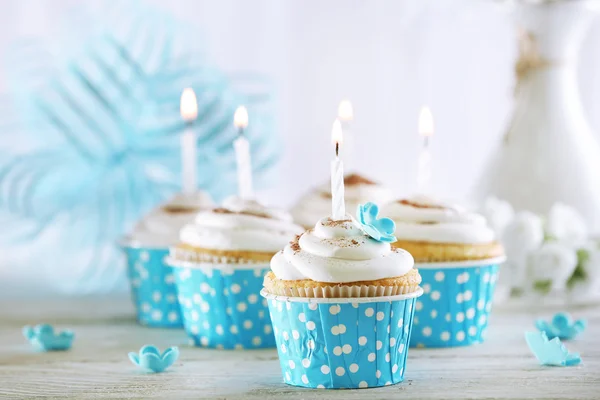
left=383, top=194, right=505, bottom=348
left=262, top=203, right=423, bottom=389
left=291, top=174, right=394, bottom=229
left=166, top=196, right=303, bottom=349
left=122, top=191, right=214, bottom=328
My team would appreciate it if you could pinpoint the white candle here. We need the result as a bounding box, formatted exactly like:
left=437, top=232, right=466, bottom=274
left=330, top=119, right=346, bottom=220
left=337, top=99, right=355, bottom=172
left=338, top=100, right=354, bottom=122
left=233, top=106, right=253, bottom=199
left=417, top=106, right=434, bottom=194
left=180, top=88, right=198, bottom=194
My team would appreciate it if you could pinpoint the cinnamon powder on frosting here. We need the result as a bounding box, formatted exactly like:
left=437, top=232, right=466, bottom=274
left=319, top=174, right=376, bottom=198
left=322, top=218, right=352, bottom=228
left=398, top=199, right=445, bottom=210
left=213, top=208, right=234, bottom=214
left=290, top=235, right=302, bottom=253
left=213, top=208, right=271, bottom=219
left=162, top=205, right=199, bottom=214
left=344, top=173, right=376, bottom=186
left=319, top=236, right=363, bottom=249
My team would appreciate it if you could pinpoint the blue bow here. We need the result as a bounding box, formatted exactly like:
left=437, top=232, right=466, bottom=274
left=0, top=3, right=277, bottom=294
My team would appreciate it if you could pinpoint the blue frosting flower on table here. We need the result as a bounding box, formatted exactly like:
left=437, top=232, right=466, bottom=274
left=535, top=312, right=586, bottom=341
left=356, top=202, right=397, bottom=243
left=525, top=331, right=581, bottom=367
left=22, top=324, right=74, bottom=351
left=128, top=345, right=179, bottom=373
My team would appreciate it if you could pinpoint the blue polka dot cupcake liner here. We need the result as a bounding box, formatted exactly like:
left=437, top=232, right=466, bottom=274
left=410, top=257, right=504, bottom=348
left=123, top=246, right=183, bottom=328
left=167, top=258, right=276, bottom=349
left=263, top=288, right=423, bottom=389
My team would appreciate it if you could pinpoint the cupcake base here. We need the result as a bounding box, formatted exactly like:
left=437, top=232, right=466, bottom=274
left=409, top=257, right=504, bottom=348
left=263, top=289, right=423, bottom=389
left=171, top=243, right=273, bottom=264
left=393, top=240, right=504, bottom=263
left=263, top=270, right=421, bottom=298
left=124, top=246, right=183, bottom=328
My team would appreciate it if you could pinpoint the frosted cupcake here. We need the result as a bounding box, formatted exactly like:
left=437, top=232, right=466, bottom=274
left=122, top=192, right=214, bottom=328
left=383, top=195, right=505, bottom=347
left=262, top=203, right=423, bottom=389
left=166, top=196, right=303, bottom=349
left=291, top=174, right=394, bottom=229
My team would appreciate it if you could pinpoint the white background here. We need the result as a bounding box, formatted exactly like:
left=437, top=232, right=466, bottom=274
left=2, top=0, right=599, bottom=207
left=0, top=1, right=600, bottom=295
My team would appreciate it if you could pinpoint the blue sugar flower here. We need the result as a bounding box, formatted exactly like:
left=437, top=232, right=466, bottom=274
left=525, top=331, right=581, bottom=367
left=22, top=324, right=74, bottom=351
left=535, top=312, right=586, bottom=341
left=356, top=202, right=397, bottom=243
left=129, top=345, right=179, bottom=373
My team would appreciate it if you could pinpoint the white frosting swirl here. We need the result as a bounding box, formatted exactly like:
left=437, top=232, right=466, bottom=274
left=291, top=175, right=394, bottom=228
left=382, top=194, right=496, bottom=244
left=180, top=196, right=303, bottom=252
left=129, top=192, right=214, bottom=246
left=271, top=218, right=414, bottom=283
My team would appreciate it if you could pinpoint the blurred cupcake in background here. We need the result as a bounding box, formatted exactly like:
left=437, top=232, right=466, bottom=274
left=263, top=203, right=422, bottom=389
left=383, top=194, right=504, bottom=348
left=167, top=196, right=303, bottom=349
left=291, top=174, right=394, bottom=229
left=122, top=191, right=214, bottom=328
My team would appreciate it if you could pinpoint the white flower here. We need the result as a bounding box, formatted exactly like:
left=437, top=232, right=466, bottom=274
left=568, top=280, right=600, bottom=304
left=502, top=211, right=544, bottom=258
left=528, top=242, right=578, bottom=291
left=580, top=242, right=600, bottom=289
left=501, top=211, right=544, bottom=291
left=546, top=203, right=587, bottom=246
left=501, top=260, right=527, bottom=293
left=481, top=196, right=515, bottom=237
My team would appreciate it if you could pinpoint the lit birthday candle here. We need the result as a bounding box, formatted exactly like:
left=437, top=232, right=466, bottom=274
left=330, top=119, right=346, bottom=220
left=338, top=100, right=354, bottom=122
left=180, top=88, right=198, bottom=194
left=233, top=105, right=253, bottom=199
left=337, top=99, right=354, bottom=171
left=417, top=106, right=434, bottom=194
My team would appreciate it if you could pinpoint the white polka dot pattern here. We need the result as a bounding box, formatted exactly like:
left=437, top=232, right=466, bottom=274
left=266, top=295, right=417, bottom=389
left=125, top=247, right=182, bottom=328
left=410, top=263, right=500, bottom=348
left=175, top=264, right=274, bottom=349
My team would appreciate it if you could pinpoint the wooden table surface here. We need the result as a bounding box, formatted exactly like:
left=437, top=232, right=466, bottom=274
left=0, top=296, right=598, bottom=399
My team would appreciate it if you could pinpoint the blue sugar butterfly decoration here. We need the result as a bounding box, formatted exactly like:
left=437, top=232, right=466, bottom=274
left=525, top=331, right=581, bottom=367
left=535, top=312, right=586, bottom=341
left=0, top=1, right=278, bottom=294
left=23, top=324, right=74, bottom=351
left=355, top=202, right=397, bottom=243
left=129, top=345, right=179, bottom=373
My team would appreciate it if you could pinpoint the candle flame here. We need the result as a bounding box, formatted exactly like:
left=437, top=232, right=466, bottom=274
left=234, top=106, right=249, bottom=129
left=180, top=88, right=198, bottom=121
left=337, top=100, right=354, bottom=122
left=331, top=119, right=343, bottom=146
left=419, top=106, right=434, bottom=137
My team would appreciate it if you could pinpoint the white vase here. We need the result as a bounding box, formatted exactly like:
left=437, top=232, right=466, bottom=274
left=473, top=0, right=600, bottom=232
